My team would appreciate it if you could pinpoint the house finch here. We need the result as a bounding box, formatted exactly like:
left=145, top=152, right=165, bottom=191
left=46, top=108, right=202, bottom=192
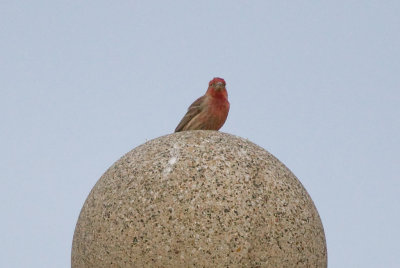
left=175, top=77, right=230, bottom=132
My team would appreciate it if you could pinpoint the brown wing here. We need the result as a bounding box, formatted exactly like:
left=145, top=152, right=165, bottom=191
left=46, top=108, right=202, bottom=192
left=174, top=95, right=205, bottom=132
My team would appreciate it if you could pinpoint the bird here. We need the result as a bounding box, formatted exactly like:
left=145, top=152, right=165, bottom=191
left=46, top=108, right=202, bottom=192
left=175, top=77, right=230, bottom=132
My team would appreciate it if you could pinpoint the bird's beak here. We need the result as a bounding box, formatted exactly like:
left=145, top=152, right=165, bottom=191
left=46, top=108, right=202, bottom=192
left=215, top=82, right=225, bottom=91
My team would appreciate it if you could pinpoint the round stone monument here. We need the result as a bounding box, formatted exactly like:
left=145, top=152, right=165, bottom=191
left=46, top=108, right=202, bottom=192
left=72, top=131, right=327, bottom=267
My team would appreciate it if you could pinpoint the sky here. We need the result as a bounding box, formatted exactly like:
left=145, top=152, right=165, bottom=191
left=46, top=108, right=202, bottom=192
left=1, top=1, right=399, bottom=267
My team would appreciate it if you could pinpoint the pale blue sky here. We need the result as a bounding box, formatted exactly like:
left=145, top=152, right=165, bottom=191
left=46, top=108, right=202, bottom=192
left=1, top=1, right=399, bottom=267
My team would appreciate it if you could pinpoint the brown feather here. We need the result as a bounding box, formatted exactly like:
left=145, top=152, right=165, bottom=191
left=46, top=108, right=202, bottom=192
left=174, top=96, right=206, bottom=132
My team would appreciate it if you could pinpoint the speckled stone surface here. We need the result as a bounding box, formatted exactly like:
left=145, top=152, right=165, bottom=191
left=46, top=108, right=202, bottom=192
left=72, top=131, right=327, bottom=267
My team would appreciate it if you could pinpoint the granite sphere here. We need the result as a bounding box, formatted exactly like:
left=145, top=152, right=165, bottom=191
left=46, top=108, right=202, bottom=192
left=72, top=131, right=327, bottom=267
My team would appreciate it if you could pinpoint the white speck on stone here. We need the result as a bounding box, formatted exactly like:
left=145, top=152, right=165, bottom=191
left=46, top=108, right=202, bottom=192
left=164, top=166, right=172, bottom=174
left=169, top=157, right=177, bottom=165
left=239, top=148, right=248, bottom=156
left=162, top=143, right=180, bottom=179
